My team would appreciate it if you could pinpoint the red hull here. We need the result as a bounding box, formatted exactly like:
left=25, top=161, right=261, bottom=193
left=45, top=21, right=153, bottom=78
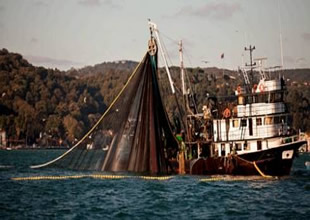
left=188, top=140, right=306, bottom=176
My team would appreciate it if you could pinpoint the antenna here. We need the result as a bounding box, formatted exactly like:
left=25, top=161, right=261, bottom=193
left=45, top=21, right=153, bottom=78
left=244, top=45, right=256, bottom=83
left=278, top=0, right=284, bottom=69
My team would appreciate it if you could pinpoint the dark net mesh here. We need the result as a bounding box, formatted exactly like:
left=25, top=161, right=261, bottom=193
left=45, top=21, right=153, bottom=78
left=32, top=50, right=179, bottom=175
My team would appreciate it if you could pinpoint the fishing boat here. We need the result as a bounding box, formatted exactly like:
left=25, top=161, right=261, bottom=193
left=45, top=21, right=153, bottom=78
left=31, top=21, right=307, bottom=177
left=180, top=48, right=307, bottom=176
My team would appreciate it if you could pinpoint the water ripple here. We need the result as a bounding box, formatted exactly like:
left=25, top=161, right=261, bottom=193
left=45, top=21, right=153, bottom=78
left=0, top=150, right=309, bottom=219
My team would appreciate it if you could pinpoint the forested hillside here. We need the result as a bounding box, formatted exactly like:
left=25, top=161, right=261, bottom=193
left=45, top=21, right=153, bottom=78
left=0, top=49, right=106, bottom=146
left=0, top=48, right=309, bottom=147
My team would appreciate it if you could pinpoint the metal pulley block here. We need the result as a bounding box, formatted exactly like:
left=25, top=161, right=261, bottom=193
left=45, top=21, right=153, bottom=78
left=148, top=38, right=157, bottom=56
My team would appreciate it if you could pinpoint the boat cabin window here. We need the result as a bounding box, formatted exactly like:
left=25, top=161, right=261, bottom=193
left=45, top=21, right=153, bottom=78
left=280, top=116, right=287, bottom=123
left=214, top=146, right=218, bottom=157
left=235, top=143, right=242, bottom=151
left=269, top=93, right=275, bottom=103
left=258, top=94, right=267, bottom=103
left=243, top=142, right=250, bottom=151
left=230, top=143, right=237, bottom=154
left=257, top=140, right=262, bottom=150
left=241, top=119, right=247, bottom=127
left=247, top=96, right=253, bottom=104
left=274, top=116, right=280, bottom=124
left=275, top=93, right=283, bottom=102
left=232, top=119, right=239, bottom=128
left=256, top=118, right=262, bottom=126
left=252, top=95, right=258, bottom=103
left=260, top=116, right=287, bottom=125
left=221, top=143, right=225, bottom=156
left=264, top=117, right=273, bottom=125
left=238, top=96, right=245, bottom=105
left=287, top=115, right=293, bottom=124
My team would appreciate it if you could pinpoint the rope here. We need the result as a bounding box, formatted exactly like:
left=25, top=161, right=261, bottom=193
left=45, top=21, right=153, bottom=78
left=160, top=32, right=179, bottom=45
left=30, top=53, right=147, bottom=169
left=253, top=161, right=273, bottom=179
left=234, top=155, right=274, bottom=179
left=11, top=174, right=172, bottom=181
left=160, top=34, right=174, bottom=67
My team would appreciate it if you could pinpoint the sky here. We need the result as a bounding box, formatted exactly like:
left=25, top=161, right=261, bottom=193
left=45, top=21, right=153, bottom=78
left=0, top=0, right=309, bottom=70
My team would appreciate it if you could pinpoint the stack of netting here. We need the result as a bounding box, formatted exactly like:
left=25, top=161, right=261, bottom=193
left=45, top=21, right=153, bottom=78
left=31, top=49, right=179, bottom=175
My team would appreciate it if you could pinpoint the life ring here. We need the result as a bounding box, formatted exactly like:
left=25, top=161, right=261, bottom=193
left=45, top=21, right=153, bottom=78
left=259, top=83, right=265, bottom=92
left=237, top=86, right=241, bottom=94
left=223, top=108, right=231, bottom=118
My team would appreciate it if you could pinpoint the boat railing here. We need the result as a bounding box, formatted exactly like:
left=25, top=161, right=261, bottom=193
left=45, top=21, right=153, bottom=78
left=236, top=103, right=286, bottom=117
left=215, top=124, right=286, bottom=141
left=281, top=134, right=305, bottom=144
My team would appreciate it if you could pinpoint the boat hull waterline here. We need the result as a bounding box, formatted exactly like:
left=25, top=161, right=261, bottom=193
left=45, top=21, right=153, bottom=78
left=188, top=140, right=306, bottom=176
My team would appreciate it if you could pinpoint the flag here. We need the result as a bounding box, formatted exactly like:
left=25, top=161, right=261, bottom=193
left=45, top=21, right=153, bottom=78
left=221, top=53, right=224, bottom=59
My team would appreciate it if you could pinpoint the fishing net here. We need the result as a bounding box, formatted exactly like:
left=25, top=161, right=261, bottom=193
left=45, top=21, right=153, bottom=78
left=31, top=45, right=179, bottom=175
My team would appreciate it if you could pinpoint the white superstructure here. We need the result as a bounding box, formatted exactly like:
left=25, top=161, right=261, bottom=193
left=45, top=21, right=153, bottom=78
left=212, top=77, right=294, bottom=157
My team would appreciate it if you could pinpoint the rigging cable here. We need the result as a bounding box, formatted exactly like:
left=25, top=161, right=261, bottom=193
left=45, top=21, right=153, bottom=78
left=158, top=30, right=200, bottom=116
left=152, top=28, right=186, bottom=132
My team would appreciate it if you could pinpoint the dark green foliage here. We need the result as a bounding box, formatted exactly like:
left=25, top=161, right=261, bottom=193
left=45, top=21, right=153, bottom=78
left=0, top=49, right=106, bottom=146
left=286, top=86, right=310, bottom=132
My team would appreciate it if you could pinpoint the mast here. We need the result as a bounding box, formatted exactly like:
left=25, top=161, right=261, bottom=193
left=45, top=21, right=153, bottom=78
left=244, top=45, right=256, bottom=85
left=179, top=40, right=186, bottom=96
left=179, top=40, right=191, bottom=141
left=148, top=20, right=175, bottom=94
left=148, top=20, right=186, bottom=134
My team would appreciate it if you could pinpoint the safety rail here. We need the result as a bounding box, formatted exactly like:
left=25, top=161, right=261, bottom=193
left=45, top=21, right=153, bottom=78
left=214, top=124, right=288, bottom=142
left=236, top=103, right=286, bottom=117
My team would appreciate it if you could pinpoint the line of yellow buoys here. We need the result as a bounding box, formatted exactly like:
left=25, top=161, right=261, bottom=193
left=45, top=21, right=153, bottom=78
left=11, top=174, right=173, bottom=181
left=200, top=175, right=276, bottom=182
left=11, top=174, right=275, bottom=182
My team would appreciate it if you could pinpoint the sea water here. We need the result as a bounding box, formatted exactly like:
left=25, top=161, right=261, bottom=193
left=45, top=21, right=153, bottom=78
left=0, top=150, right=309, bottom=219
